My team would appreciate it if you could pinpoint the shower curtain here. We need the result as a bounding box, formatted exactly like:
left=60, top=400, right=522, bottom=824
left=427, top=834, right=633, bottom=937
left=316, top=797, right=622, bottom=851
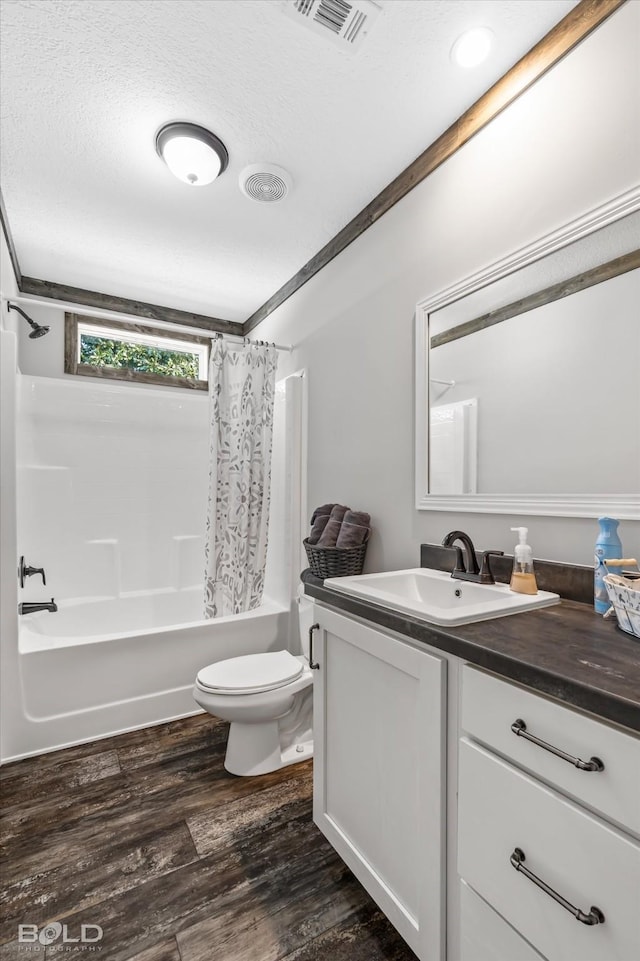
left=204, top=339, right=278, bottom=617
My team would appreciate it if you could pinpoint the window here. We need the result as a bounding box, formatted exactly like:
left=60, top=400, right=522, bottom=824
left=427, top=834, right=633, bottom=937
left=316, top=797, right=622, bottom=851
left=64, top=313, right=210, bottom=390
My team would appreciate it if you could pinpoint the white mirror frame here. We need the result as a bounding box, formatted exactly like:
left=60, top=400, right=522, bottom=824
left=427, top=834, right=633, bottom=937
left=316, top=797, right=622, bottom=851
left=415, top=187, right=640, bottom=519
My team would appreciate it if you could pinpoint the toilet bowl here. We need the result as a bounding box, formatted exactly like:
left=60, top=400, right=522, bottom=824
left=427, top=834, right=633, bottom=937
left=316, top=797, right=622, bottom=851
left=193, top=590, right=314, bottom=776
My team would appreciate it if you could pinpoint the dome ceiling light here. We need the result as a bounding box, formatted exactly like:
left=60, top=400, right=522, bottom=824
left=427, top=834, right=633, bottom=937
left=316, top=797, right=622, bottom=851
left=451, top=27, right=494, bottom=68
left=155, top=122, right=229, bottom=186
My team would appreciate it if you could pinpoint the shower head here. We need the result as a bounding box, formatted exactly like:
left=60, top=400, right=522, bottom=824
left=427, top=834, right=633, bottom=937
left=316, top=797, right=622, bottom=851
left=28, top=323, right=50, bottom=339
left=7, top=303, right=50, bottom=339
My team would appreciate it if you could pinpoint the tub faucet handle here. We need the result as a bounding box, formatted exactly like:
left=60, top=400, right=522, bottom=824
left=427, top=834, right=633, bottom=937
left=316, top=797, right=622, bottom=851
left=18, top=556, right=46, bottom=588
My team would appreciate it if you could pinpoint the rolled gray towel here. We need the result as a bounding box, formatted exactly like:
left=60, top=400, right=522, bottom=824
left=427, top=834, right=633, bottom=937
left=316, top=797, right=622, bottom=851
left=317, top=518, right=343, bottom=547
left=310, top=503, right=337, bottom=525
left=328, top=504, right=349, bottom=522
left=307, top=514, right=330, bottom=545
left=336, top=522, right=369, bottom=549
left=342, top=509, right=370, bottom=528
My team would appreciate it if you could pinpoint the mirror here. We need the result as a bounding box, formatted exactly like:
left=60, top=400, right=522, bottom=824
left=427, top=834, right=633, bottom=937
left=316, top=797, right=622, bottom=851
left=415, top=189, right=640, bottom=518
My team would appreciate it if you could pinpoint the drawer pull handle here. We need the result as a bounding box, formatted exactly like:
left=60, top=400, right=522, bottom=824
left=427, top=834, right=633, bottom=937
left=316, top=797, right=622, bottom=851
left=309, top=623, right=320, bottom=670
left=510, top=848, right=605, bottom=926
left=511, top=719, right=604, bottom=772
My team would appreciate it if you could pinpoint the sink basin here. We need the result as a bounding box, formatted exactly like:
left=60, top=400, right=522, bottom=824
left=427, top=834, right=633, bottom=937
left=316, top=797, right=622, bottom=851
left=324, top=568, right=560, bottom=626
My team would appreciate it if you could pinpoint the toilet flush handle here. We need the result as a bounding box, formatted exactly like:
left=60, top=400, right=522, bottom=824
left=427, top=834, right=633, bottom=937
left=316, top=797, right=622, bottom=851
left=309, top=624, right=320, bottom=670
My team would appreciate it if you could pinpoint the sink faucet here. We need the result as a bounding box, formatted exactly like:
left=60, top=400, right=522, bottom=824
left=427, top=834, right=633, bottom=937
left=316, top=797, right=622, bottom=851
left=441, top=531, right=504, bottom=584
left=18, top=598, right=58, bottom=615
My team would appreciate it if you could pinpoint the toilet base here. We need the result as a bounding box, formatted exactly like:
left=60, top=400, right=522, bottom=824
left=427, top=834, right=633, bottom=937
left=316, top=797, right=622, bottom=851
left=224, top=719, right=313, bottom=776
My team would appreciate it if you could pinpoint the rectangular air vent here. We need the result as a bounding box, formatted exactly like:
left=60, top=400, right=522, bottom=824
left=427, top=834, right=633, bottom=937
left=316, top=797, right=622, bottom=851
left=285, top=0, right=381, bottom=49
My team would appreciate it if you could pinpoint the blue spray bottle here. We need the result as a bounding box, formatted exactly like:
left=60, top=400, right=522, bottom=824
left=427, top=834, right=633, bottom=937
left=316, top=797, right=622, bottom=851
left=594, top=517, right=622, bottom=614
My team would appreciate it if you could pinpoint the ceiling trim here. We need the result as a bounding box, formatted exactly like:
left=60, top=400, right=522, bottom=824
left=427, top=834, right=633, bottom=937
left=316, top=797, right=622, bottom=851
left=242, top=0, right=626, bottom=334
left=19, top=276, right=242, bottom=335
left=0, top=187, right=23, bottom=288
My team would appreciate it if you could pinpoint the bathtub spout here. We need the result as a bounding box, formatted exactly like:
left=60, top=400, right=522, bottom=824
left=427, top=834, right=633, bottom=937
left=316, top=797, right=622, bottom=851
left=18, top=598, right=58, bottom=615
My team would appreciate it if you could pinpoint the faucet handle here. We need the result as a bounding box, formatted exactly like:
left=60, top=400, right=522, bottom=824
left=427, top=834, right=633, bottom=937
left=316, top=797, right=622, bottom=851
left=18, top=556, right=46, bottom=587
left=479, top=550, right=504, bottom=584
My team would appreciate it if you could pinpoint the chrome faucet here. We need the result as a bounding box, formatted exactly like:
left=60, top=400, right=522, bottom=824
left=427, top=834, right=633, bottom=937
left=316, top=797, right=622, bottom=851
left=441, top=531, right=503, bottom=585
left=18, top=598, right=58, bottom=615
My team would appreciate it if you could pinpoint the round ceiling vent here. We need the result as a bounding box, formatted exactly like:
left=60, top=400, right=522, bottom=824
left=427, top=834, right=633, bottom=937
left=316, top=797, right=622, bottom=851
left=239, top=164, right=292, bottom=203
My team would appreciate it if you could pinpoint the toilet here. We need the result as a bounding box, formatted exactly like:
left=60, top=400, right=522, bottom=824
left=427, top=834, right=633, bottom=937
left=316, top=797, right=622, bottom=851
left=193, top=589, right=314, bottom=776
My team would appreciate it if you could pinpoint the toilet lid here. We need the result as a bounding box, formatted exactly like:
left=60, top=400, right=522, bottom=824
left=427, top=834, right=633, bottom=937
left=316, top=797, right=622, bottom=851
left=196, top=650, right=304, bottom=694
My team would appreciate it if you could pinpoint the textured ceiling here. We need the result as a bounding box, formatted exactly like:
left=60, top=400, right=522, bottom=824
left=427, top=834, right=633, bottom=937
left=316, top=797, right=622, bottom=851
left=0, top=0, right=578, bottom=322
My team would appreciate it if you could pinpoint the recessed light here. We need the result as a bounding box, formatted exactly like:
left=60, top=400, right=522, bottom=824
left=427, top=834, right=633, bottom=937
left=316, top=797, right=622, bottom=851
left=155, top=122, right=229, bottom=186
left=451, top=27, right=494, bottom=69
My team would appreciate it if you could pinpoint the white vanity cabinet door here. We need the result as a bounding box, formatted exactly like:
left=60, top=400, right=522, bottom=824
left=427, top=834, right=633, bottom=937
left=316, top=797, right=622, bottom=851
left=458, top=738, right=640, bottom=961
left=459, top=881, right=546, bottom=961
left=461, top=666, right=640, bottom=836
left=312, top=605, right=446, bottom=961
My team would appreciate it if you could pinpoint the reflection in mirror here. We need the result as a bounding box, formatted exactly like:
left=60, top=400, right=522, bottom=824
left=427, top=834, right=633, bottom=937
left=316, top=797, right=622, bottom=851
left=415, top=191, right=640, bottom=518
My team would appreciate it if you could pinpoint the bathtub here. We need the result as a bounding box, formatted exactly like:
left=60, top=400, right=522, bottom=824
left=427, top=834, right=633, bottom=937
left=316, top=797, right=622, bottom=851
left=17, top=588, right=290, bottom=756
left=5, top=369, right=305, bottom=762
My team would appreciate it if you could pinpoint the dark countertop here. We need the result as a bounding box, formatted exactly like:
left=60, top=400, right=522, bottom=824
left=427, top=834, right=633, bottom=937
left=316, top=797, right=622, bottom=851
left=302, top=571, right=640, bottom=733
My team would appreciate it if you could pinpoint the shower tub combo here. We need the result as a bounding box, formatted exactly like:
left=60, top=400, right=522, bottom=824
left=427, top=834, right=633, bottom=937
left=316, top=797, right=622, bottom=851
left=11, top=371, right=303, bottom=760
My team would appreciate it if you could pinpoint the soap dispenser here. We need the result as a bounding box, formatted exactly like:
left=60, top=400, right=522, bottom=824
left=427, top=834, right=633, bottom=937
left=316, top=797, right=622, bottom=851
left=509, top=527, right=538, bottom=595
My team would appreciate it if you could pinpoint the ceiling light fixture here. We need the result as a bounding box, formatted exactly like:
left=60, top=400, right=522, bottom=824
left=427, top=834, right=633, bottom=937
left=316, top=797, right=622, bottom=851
left=451, top=27, right=493, bottom=68
left=155, top=122, right=229, bottom=186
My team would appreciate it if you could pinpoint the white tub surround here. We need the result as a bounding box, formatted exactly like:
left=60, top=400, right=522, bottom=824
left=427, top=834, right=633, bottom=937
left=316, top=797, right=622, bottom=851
left=2, top=371, right=305, bottom=763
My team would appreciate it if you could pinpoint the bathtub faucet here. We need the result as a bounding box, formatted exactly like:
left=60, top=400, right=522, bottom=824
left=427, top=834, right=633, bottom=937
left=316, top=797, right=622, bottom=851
left=18, top=598, right=58, bottom=615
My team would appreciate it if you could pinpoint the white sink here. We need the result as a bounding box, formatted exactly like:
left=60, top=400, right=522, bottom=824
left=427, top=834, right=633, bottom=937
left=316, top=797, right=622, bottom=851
left=324, top=567, right=560, bottom=626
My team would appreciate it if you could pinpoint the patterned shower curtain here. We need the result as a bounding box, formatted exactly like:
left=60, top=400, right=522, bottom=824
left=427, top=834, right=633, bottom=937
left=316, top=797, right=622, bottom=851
left=204, top=339, right=278, bottom=618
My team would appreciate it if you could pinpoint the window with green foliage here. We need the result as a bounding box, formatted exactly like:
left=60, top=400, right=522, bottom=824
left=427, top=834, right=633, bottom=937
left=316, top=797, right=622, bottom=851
left=65, top=313, right=210, bottom=390
left=80, top=334, right=201, bottom=378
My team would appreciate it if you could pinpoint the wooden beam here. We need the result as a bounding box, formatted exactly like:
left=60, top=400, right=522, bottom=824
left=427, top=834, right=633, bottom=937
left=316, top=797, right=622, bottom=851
left=0, top=186, right=23, bottom=288
left=19, top=276, right=242, bottom=335
left=430, top=248, right=640, bottom=349
left=243, top=0, right=627, bottom=334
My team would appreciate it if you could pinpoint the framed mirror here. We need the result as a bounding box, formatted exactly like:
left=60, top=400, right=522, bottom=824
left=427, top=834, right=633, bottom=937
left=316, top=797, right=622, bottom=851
left=415, top=188, right=640, bottom=518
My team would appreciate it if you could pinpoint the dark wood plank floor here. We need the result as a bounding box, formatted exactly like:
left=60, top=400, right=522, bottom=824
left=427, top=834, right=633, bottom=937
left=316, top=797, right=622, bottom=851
left=0, top=715, right=418, bottom=960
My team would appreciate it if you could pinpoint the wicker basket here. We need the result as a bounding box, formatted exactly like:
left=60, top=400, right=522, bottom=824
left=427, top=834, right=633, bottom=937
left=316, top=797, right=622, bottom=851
left=303, top=534, right=369, bottom=579
left=603, top=573, right=640, bottom=640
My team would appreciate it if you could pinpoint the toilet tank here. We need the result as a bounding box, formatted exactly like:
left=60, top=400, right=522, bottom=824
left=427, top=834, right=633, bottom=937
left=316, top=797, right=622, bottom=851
left=297, top=588, right=314, bottom=658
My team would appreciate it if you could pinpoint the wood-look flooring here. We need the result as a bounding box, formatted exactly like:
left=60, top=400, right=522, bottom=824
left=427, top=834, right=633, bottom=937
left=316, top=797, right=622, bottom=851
left=0, top=715, right=418, bottom=960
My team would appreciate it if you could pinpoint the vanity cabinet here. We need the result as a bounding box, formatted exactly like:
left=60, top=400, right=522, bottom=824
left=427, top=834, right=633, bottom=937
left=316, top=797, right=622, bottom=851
left=310, top=598, right=640, bottom=961
left=458, top=666, right=640, bottom=961
left=311, top=605, right=446, bottom=961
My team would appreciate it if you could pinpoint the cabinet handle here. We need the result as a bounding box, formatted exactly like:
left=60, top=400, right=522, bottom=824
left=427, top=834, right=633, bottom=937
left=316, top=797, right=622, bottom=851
left=309, top=623, right=320, bottom=670
left=510, top=848, right=605, bottom=926
left=511, top=719, right=604, bottom=772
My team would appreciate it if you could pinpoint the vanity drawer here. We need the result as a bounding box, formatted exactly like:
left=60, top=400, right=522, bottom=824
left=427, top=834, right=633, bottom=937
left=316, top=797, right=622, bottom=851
left=458, top=738, right=640, bottom=961
left=460, top=880, right=545, bottom=961
left=461, top=665, right=640, bottom=835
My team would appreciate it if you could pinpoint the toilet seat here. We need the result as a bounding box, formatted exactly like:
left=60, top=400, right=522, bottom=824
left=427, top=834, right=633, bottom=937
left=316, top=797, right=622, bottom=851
left=196, top=649, right=304, bottom=695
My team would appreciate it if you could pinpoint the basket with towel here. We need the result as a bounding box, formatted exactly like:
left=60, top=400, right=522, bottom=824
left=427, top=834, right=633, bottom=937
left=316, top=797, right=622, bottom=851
left=603, top=558, right=640, bottom=640
left=303, top=503, right=371, bottom=578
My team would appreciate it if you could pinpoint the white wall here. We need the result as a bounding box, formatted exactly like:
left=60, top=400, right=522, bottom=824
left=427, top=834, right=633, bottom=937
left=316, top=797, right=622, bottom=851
left=1, top=230, right=22, bottom=762
left=253, top=1, right=640, bottom=568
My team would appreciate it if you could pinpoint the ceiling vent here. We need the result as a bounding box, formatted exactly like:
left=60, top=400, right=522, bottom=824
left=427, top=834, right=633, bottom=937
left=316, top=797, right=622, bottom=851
left=240, top=164, right=293, bottom=203
left=284, top=0, right=381, bottom=49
